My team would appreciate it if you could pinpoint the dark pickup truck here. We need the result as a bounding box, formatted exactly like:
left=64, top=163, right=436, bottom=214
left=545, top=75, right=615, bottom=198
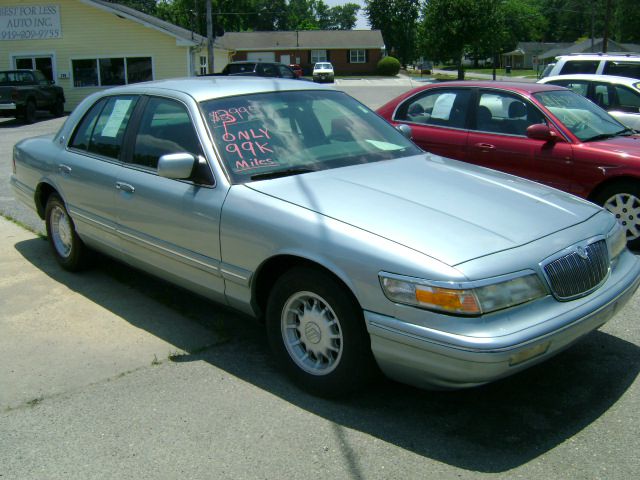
left=0, top=69, right=65, bottom=123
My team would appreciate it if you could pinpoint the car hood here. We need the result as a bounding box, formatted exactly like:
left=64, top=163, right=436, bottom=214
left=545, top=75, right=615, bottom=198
left=581, top=134, right=640, bottom=156
left=247, top=154, right=600, bottom=266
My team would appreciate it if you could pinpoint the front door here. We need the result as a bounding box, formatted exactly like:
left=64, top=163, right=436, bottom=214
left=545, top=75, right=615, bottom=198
left=115, top=95, right=227, bottom=302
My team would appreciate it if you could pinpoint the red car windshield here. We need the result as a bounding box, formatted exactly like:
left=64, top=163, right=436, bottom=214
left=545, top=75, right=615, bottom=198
left=534, top=89, right=628, bottom=141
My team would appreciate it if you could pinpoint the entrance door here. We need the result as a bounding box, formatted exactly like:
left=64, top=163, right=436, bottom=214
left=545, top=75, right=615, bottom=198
left=14, top=56, right=54, bottom=82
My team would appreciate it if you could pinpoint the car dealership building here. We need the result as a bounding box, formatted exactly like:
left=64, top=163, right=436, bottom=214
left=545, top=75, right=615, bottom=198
left=0, top=0, right=229, bottom=110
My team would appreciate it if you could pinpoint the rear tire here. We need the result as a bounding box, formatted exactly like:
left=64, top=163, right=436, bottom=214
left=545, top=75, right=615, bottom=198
left=592, top=181, right=640, bottom=250
left=23, top=100, right=37, bottom=124
left=266, top=267, right=377, bottom=397
left=45, top=194, right=90, bottom=271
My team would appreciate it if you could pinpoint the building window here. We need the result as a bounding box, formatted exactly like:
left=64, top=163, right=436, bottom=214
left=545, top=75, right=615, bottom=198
left=72, top=57, right=153, bottom=87
left=311, top=50, right=327, bottom=63
left=200, top=55, right=208, bottom=75
left=350, top=50, right=366, bottom=63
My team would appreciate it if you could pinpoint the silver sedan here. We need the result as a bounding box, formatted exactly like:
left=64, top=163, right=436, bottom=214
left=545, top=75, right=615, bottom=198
left=11, top=77, right=640, bottom=396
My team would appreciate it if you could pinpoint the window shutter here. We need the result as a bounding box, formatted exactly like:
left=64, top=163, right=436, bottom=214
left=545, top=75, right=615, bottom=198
left=347, top=50, right=351, bottom=64
left=327, top=50, right=330, bottom=62
left=365, top=50, right=369, bottom=63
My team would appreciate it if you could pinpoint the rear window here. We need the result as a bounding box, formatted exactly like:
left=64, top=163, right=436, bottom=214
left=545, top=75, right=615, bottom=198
left=559, top=60, right=599, bottom=75
left=225, top=63, right=257, bottom=74
left=603, top=61, right=640, bottom=79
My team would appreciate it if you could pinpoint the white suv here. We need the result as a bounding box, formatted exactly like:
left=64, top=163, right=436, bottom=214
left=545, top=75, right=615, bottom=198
left=541, top=53, right=640, bottom=79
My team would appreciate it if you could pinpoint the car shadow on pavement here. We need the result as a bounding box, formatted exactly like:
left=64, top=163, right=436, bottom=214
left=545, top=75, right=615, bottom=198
left=15, top=237, right=640, bottom=473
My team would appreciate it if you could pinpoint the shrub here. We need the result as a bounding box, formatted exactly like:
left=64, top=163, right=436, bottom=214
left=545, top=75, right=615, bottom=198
left=377, top=56, right=401, bottom=76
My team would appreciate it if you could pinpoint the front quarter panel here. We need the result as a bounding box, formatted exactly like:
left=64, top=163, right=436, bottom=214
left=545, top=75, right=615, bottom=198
left=219, top=184, right=464, bottom=316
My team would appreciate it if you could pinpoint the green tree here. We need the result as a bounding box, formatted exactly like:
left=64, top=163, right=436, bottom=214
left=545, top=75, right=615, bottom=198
left=365, top=0, right=419, bottom=67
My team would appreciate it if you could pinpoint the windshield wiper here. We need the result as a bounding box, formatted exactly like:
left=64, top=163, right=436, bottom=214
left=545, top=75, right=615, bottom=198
left=250, top=167, right=315, bottom=181
left=584, top=128, right=637, bottom=142
left=616, top=127, right=637, bottom=136
left=583, top=133, right=617, bottom=142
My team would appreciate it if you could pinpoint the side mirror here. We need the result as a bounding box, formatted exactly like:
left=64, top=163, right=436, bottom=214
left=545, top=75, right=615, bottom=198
left=526, top=123, right=558, bottom=142
left=158, top=153, right=196, bottom=179
left=396, top=124, right=413, bottom=139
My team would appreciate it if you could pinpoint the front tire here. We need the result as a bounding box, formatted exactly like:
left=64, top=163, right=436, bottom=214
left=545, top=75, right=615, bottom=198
left=50, top=97, right=64, bottom=117
left=593, top=181, right=640, bottom=250
left=266, top=267, right=377, bottom=397
left=45, top=194, right=89, bottom=271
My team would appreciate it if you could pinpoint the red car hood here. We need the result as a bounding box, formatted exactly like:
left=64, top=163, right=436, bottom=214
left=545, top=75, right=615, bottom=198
left=580, top=134, right=640, bottom=157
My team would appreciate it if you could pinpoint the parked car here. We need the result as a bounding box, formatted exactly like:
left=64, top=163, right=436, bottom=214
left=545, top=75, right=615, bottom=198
left=0, top=69, right=65, bottom=123
left=219, top=61, right=297, bottom=79
left=377, top=81, right=640, bottom=248
left=313, top=62, right=334, bottom=83
left=541, top=53, right=640, bottom=79
left=538, top=74, right=640, bottom=131
left=11, top=77, right=640, bottom=397
left=289, top=64, right=303, bottom=78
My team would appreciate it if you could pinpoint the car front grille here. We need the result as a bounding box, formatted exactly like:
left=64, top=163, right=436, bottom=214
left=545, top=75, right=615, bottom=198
left=542, top=239, right=610, bottom=300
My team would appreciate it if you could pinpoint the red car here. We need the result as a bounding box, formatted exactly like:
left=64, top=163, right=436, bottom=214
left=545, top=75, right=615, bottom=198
left=289, top=63, right=303, bottom=78
left=377, top=81, right=640, bottom=248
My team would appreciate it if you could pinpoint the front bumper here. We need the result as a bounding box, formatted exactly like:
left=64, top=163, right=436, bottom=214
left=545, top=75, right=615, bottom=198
left=0, top=102, right=18, bottom=116
left=365, top=250, right=640, bottom=389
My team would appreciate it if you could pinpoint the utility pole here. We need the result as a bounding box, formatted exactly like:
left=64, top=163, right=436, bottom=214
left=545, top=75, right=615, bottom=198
left=206, top=0, right=214, bottom=73
left=603, top=0, right=613, bottom=53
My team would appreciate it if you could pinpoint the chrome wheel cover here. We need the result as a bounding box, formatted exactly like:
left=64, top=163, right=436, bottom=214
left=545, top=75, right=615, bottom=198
left=603, top=192, right=640, bottom=241
left=281, top=291, right=343, bottom=376
left=50, top=205, right=73, bottom=258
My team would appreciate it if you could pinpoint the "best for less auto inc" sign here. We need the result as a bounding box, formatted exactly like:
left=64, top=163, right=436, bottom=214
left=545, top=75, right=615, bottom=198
left=0, top=4, right=61, bottom=41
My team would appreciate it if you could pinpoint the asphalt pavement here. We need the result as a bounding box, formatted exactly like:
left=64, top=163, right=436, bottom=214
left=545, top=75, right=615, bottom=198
left=1, top=78, right=639, bottom=479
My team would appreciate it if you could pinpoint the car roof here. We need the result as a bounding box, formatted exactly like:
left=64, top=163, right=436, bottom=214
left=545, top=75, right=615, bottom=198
left=555, top=53, right=640, bottom=60
left=416, top=81, right=565, bottom=94
left=540, top=74, right=640, bottom=86
left=90, top=76, right=330, bottom=102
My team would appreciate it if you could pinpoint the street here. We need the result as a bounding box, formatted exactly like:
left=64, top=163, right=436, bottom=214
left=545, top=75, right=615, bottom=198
left=1, top=79, right=639, bottom=479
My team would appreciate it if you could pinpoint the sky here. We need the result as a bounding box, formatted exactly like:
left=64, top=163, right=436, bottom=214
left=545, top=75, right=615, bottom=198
left=323, top=0, right=370, bottom=30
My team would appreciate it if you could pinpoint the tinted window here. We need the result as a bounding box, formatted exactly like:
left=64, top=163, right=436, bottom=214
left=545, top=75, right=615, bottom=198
left=559, top=60, right=599, bottom=75
left=397, top=89, right=472, bottom=129
left=132, top=97, right=203, bottom=169
left=614, top=85, right=640, bottom=111
left=278, top=65, right=295, bottom=79
left=593, top=83, right=614, bottom=108
left=87, top=96, right=138, bottom=159
left=548, top=79, right=589, bottom=96
left=225, top=63, right=256, bottom=74
left=603, top=62, right=640, bottom=79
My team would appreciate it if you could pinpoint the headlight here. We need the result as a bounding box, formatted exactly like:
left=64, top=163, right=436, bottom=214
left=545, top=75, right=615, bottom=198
left=380, top=272, right=547, bottom=316
left=607, top=221, right=627, bottom=261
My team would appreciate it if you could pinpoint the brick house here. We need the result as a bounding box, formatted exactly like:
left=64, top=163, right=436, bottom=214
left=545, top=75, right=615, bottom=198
left=221, top=30, right=386, bottom=75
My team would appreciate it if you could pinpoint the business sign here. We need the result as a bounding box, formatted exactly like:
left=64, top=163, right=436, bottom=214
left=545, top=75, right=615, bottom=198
left=0, top=5, right=61, bottom=41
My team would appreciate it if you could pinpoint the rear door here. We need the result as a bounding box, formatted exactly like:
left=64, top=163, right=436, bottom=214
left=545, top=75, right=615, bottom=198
left=60, top=95, right=139, bottom=249
left=392, top=87, right=472, bottom=160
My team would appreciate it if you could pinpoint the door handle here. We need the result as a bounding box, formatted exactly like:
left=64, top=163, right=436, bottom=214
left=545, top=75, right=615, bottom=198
left=115, top=182, right=135, bottom=193
left=474, top=143, right=496, bottom=151
left=58, top=164, right=72, bottom=174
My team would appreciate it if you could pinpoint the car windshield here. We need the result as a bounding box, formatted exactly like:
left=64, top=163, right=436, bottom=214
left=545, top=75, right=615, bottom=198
left=534, top=89, right=626, bottom=141
left=201, top=90, right=421, bottom=183
left=315, top=63, right=332, bottom=70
